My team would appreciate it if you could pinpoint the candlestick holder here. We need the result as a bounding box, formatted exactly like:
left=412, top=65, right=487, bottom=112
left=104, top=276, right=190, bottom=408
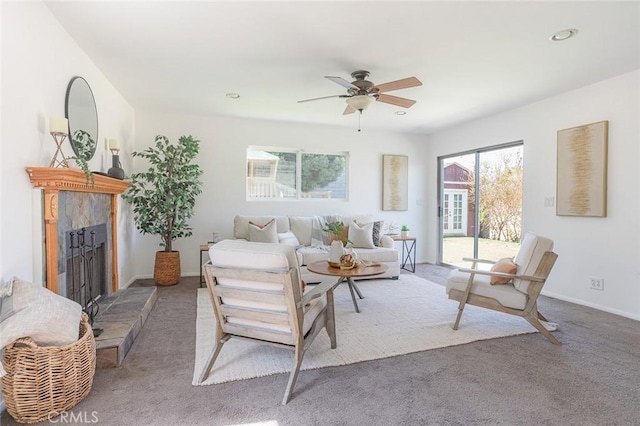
left=107, top=148, right=125, bottom=180
left=49, top=132, right=70, bottom=168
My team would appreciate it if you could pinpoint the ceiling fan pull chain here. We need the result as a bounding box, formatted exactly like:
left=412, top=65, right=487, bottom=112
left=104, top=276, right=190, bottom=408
left=358, top=110, right=362, bottom=132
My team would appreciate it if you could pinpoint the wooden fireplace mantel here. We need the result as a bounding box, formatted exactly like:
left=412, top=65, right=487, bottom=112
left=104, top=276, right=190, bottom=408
left=26, top=167, right=131, bottom=294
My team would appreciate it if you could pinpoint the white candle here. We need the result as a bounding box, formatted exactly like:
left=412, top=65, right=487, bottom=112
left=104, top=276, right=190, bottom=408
left=108, top=139, right=120, bottom=150
left=49, top=117, right=68, bottom=135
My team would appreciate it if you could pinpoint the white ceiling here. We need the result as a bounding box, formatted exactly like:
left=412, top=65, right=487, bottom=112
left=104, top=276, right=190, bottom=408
left=46, top=1, right=640, bottom=135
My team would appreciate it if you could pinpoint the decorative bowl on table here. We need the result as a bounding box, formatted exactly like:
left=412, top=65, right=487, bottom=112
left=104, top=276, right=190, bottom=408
left=338, top=253, right=357, bottom=270
left=328, top=260, right=341, bottom=268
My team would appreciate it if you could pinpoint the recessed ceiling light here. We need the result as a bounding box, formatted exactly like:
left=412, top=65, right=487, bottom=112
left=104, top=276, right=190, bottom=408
left=550, top=29, right=578, bottom=41
left=395, top=111, right=406, bottom=116
left=226, top=93, right=240, bottom=99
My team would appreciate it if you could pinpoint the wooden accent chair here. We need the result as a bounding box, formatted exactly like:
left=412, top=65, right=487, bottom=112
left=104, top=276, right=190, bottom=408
left=197, top=240, right=337, bottom=404
left=446, top=233, right=560, bottom=345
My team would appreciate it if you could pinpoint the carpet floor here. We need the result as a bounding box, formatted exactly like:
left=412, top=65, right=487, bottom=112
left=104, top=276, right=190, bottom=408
left=194, top=275, right=541, bottom=385
left=2, top=264, right=638, bottom=425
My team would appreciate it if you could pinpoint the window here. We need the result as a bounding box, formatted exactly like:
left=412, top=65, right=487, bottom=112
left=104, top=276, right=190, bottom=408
left=247, top=148, right=348, bottom=200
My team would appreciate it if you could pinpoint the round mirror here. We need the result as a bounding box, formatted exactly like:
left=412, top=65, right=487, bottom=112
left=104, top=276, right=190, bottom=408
left=65, top=76, right=98, bottom=160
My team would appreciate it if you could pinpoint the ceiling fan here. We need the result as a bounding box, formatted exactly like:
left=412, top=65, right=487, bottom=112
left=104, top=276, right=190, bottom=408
left=298, top=70, right=422, bottom=115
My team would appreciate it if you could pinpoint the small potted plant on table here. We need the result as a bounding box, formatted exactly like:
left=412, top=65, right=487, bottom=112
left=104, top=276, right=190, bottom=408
left=401, top=225, right=410, bottom=238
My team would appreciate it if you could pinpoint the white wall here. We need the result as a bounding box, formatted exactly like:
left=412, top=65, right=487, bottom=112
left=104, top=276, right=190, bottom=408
left=132, top=111, right=427, bottom=277
left=425, top=70, right=640, bottom=319
left=1, top=2, right=136, bottom=288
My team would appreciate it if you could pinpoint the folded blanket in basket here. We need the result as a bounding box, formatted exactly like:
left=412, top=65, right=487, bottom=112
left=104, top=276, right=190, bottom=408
left=0, top=277, right=82, bottom=377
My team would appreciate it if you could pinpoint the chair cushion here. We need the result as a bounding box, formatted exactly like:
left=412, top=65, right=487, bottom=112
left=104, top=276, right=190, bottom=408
left=446, top=269, right=527, bottom=310
left=490, top=258, right=519, bottom=285
left=209, top=239, right=299, bottom=273
left=513, top=233, right=554, bottom=293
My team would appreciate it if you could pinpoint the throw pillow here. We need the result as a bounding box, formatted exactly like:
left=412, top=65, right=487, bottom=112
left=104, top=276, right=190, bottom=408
left=248, top=219, right=278, bottom=243
left=278, top=231, right=301, bottom=247
left=372, top=221, right=384, bottom=246
left=348, top=220, right=375, bottom=249
left=0, top=277, right=82, bottom=377
left=489, top=257, right=519, bottom=285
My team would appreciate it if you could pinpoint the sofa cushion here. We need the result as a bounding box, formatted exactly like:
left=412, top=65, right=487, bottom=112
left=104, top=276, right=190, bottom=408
left=352, top=247, right=398, bottom=263
left=446, top=269, right=527, bottom=310
left=289, top=216, right=313, bottom=246
left=372, top=221, right=384, bottom=246
left=234, top=216, right=290, bottom=240
left=278, top=231, right=300, bottom=247
left=296, top=246, right=329, bottom=266
left=248, top=219, right=278, bottom=243
left=348, top=220, right=375, bottom=248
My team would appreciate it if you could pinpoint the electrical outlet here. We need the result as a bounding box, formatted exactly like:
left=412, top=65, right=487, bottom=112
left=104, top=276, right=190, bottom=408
left=590, top=277, right=604, bottom=291
left=544, top=196, right=555, bottom=207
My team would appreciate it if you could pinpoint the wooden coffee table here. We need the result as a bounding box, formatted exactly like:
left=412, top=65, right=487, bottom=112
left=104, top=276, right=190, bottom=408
left=307, top=261, right=388, bottom=313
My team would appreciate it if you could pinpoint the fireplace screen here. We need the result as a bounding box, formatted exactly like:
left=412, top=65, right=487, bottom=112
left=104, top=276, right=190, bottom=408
left=65, top=224, right=107, bottom=323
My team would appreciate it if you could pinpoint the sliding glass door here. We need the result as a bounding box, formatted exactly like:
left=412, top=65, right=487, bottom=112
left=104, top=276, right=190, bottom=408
left=438, top=143, right=523, bottom=266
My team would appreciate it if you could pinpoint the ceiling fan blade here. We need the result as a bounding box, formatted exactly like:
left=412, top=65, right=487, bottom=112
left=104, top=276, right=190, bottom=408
left=376, top=94, right=417, bottom=108
left=297, top=94, right=346, bottom=103
left=325, top=76, right=359, bottom=90
left=374, top=77, right=422, bottom=93
left=343, top=104, right=356, bottom=115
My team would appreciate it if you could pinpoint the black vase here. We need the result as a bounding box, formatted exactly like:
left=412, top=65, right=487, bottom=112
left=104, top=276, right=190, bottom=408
left=107, top=154, right=125, bottom=180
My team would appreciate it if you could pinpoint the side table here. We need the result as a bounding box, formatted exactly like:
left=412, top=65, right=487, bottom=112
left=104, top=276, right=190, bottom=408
left=392, top=236, right=417, bottom=273
left=199, top=243, right=214, bottom=287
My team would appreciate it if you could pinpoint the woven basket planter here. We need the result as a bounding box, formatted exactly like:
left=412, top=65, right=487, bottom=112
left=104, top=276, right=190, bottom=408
left=1, top=312, right=96, bottom=424
left=154, top=250, right=181, bottom=286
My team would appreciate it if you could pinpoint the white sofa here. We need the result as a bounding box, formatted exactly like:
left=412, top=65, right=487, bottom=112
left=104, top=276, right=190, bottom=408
left=233, top=215, right=400, bottom=282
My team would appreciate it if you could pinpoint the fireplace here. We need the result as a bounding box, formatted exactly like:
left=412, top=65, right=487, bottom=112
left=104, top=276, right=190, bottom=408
left=25, top=167, right=131, bottom=296
left=64, top=224, right=108, bottom=321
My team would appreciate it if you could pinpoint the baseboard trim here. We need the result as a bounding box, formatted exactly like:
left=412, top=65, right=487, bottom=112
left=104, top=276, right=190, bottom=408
left=541, top=290, right=640, bottom=321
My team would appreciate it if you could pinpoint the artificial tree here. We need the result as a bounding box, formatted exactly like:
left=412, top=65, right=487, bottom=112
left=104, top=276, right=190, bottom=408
left=122, top=135, right=203, bottom=285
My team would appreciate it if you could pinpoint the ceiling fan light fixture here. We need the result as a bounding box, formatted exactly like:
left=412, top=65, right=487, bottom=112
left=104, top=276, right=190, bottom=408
left=346, top=95, right=374, bottom=111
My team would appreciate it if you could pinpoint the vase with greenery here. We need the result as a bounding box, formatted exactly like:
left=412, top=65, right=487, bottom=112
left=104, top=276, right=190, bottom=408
left=122, top=135, right=203, bottom=285
left=68, top=129, right=95, bottom=185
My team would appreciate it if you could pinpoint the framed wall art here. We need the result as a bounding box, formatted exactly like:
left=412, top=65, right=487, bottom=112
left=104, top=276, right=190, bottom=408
left=382, top=154, right=408, bottom=211
left=556, top=120, right=608, bottom=217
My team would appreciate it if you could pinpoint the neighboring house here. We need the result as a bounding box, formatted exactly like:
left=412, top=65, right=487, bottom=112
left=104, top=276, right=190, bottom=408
left=442, top=162, right=474, bottom=237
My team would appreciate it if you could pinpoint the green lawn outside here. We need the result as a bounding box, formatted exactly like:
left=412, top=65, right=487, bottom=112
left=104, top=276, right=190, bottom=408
left=442, top=236, right=520, bottom=267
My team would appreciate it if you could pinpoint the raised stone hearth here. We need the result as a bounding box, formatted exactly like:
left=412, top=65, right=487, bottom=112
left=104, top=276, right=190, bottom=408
left=93, top=286, right=158, bottom=368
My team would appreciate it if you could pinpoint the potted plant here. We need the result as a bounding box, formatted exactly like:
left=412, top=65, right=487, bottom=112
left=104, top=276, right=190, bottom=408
left=122, top=135, right=203, bottom=285
left=401, top=225, right=410, bottom=238
left=323, top=221, right=352, bottom=246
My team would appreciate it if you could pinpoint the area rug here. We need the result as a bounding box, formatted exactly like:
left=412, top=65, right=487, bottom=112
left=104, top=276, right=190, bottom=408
left=193, top=274, right=544, bottom=386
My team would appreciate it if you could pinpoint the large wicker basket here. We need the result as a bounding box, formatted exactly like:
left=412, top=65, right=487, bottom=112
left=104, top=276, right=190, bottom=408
left=1, top=312, right=96, bottom=424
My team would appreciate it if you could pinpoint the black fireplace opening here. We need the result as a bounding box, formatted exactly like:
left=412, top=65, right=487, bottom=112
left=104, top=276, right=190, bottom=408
left=65, top=224, right=107, bottom=328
